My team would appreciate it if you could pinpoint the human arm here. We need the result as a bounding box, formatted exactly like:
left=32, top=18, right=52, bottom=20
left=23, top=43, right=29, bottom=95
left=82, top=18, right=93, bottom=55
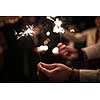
left=37, top=62, right=100, bottom=82
left=82, top=42, right=100, bottom=60
left=37, top=62, right=79, bottom=82
left=62, top=29, right=87, bottom=43
left=79, top=69, right=100, bottom=82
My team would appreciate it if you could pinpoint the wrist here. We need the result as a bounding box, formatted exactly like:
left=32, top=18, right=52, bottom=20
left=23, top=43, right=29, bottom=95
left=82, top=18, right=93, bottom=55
left=74, top=69, right=80, bottom=80
left=69, top=67, right=80, bottom=82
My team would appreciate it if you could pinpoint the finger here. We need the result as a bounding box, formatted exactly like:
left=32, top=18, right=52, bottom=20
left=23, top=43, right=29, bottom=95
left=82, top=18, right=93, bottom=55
left=38, top=64, right=60, bottom=77
left=38, top=64, right=51, bottom=77
left=63, top=52, right=69, bottom=57
left=57, top=42, right=63, bottom=48
left=66, top=46, right=77, bottom=52
left=48, top=67, right=61, bottom=77
left=49, top=67, right=60, bottom=73
left=38, top=62, right=57, bottom=70
left=59, top=49, right=68, bottom=55
left=58, top=44, right=66, bottom=51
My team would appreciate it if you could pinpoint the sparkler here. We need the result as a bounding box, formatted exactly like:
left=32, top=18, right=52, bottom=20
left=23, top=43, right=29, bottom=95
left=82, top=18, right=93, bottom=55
left=15, top=25, right=43, bottom=64
left=46, top=16, right=65, bottom=34
left=46, top=16, right=55, bottom=22
left=15, top=17, right=67, bottom=77
left=15, top=25, right=34, bottom=40
left=15, top=16, right=66, bottom=56
left=46, top=17, right=65, bottom=54
left=53, top=18, right=65, bottom=34
left=15, top=17, right=66, bottom=62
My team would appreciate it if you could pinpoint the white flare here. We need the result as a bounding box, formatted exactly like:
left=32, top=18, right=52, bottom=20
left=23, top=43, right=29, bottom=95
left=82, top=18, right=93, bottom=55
left=39, top=45, right=48, bottom=51
left=52, top=47, right=59, bottom=54
left=46, top=31, right=50, bottom=36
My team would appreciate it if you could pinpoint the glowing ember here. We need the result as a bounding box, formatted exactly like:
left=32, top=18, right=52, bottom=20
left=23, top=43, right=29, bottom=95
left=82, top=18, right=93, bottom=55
left=53, top=18, right=65, bottom=34
left=46, top=31, right=50, bottom=36
left=52, top=47, right=59, bottom=54
left=15, top=25, right=35, bottom=40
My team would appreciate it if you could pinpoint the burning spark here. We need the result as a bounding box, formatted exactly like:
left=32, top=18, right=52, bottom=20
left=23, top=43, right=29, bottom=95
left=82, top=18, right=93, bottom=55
left=52, top=47, right=59, bottom=55
left=53, top=18, right=65, bottom=34
left=15, top=25, right=35, bottom=40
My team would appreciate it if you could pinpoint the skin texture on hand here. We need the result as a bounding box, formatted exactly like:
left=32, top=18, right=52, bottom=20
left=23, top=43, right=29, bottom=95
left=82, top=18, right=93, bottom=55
left=57, top=43, right=79, bottom=60
left=37, top=62, right=72, bottom=82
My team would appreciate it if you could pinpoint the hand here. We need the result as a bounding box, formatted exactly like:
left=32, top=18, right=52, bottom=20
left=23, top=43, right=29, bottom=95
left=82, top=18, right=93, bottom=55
left=37, top=62, right=72, bottom=82
left=57, top=43, right=79, bottom=60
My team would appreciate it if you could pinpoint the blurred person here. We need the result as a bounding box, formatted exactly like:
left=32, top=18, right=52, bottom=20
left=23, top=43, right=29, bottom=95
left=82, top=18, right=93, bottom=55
left=0, top=16, right=43, bottom=82
left=61, top=16, right=100, bottom=69
left=0, top=17, right=22, bottom=82
left=15, top=16, right=66, bottom=82
left=0, top=29, right=7, bottom=82
left=14, top=17, right=41, bottom=82
left=0, top=16, right=40, bottom=82
left=0, top=16, right=22, bottom=27
left=0, top=31, right=7, bottom=73
left=62, top=16, right=99, bottom=47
